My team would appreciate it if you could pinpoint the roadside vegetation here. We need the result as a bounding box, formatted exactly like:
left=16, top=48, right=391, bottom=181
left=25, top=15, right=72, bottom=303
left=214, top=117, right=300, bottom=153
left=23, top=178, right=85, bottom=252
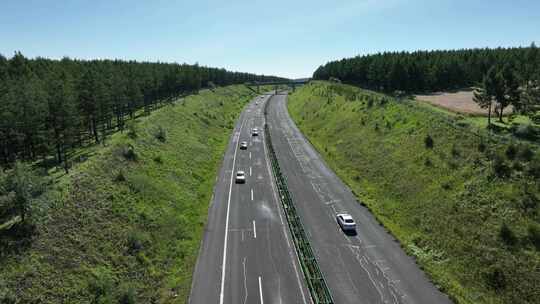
left=288, top=81, right=540, bottom=304
left=0, top=85, right=259, bottom=303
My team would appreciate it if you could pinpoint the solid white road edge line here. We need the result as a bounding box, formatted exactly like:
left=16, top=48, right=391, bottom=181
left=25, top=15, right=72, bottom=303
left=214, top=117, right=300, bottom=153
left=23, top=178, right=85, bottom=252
left=219, top=115, right=247, bottom=304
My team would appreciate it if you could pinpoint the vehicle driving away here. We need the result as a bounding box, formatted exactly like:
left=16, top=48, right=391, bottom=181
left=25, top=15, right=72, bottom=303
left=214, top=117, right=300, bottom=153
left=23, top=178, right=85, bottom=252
left=235, top=170, right=246, bottom=184
left=2, top=1, right=538, bottom=304
left=336, top=213, right=356, bottom=232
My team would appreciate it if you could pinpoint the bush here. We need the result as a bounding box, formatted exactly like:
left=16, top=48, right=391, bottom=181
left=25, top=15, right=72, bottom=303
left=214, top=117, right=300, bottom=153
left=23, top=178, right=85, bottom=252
left=528, top=159, right=540, bottom=178
left=451, top=145, right=460, bottom=158
left=499, top=223, right=517, bottom=247
left=484, top=265, right=506, bottom=291
left=493, top=155, right=511, bottom=178
left=126, top=121, right=138, bottom=139
left=88, top=267, right=115, bottom=303
left=424, top=135, right=434, bottom=149
left=505, top=144, right=517, bottom=160
left=114, top=170, right=126, bottom=182
left=127, top=231, right=144, bottom=254
left=527, top=224, right=540, bottom=250
left=518, top=145, right=534, bottom=161
left=512, top=123, right=538, bottom=140
left=122, top=145, right=137, bottom=161
left=478, top=142, right=487, bottom=153
left=153, top=155, right=163, bottom=164
left=118, top=285, right=136, bottom=304
left=153, top=125, right=167, bottom=143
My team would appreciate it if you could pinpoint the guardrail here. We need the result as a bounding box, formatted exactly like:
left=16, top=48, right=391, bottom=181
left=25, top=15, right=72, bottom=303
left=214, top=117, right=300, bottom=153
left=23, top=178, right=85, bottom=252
left=263, top=94, right=334, bottom=304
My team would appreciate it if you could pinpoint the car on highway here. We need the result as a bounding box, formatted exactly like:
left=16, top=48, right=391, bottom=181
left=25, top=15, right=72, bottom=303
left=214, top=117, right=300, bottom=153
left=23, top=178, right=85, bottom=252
left=252, top=128, right=259, bottom=136
left=235, top=171, right=246, bottom=183
left=240, top=141, right=248, bottom=150
left=336, top=213, right=356, bottom=231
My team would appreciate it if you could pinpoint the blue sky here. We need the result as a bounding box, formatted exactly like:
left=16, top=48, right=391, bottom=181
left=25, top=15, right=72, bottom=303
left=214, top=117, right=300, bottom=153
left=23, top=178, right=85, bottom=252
left=1, top=0, right=539, bottom=78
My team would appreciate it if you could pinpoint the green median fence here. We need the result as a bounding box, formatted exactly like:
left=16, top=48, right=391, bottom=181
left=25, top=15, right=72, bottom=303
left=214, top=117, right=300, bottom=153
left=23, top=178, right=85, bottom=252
left=263, top=95, right=334, bottom=304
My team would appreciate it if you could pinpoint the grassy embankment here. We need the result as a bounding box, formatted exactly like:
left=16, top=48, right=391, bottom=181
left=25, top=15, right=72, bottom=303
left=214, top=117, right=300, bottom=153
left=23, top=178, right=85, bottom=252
left=288, top=81, right=540, bottom=304
left=0, top=85, right=260, bottom=303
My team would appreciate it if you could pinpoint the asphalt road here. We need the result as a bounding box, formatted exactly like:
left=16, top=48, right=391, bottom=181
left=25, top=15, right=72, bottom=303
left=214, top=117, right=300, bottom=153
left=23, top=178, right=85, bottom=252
left=265, top=93, right=452, bottom=304
left=189, top=93, right=309, bottom=304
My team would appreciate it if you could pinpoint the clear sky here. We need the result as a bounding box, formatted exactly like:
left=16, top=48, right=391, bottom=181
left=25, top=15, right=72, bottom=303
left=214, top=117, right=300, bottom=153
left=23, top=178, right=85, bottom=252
left=1, top=0, right=539, bottom=79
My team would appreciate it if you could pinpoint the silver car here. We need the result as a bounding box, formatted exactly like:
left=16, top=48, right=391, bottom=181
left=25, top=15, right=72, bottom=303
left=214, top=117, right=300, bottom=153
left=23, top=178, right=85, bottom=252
left=336, top=213, right=356, bottom=231
left=252, top=128, right=259, bottom=136
left=240, top=141, right=248, bottom=150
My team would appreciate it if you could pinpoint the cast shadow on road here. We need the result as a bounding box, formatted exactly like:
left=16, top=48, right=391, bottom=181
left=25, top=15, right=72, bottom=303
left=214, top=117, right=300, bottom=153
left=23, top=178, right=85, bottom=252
left=343, top=229, right=358, bottom=237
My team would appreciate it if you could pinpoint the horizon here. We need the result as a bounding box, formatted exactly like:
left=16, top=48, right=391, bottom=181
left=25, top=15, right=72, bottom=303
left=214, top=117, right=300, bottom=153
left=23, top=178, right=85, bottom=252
left=1, top=0, right=540, bottom=78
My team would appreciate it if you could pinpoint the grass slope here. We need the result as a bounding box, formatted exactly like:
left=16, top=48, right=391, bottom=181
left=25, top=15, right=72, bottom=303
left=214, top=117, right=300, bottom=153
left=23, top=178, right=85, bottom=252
left=0, top=85, right=258, bottom=303
left=288, top=81, right=540, bottom=304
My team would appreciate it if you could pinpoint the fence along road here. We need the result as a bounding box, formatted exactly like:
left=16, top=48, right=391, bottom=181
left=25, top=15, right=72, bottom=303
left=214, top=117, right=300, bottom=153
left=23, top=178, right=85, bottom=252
left=265, top=92, right=452, bottom=304
left=189, top=93, right=309, bottom=304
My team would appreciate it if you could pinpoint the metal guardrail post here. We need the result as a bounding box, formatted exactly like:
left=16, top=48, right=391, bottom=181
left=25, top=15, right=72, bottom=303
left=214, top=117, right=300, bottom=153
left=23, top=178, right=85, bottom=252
left=263, top=95, right=334, bottom=304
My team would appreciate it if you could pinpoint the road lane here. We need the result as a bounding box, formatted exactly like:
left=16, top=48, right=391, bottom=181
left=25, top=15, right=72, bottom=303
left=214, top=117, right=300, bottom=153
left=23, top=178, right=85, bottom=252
left=266, top=93, right=452, bottom=304
left=190, top=93, right=309, bottom=304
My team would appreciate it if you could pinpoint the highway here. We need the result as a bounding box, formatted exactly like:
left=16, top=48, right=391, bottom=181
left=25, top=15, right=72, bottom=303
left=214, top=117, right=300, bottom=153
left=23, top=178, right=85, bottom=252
left=265, top=93, right=452, bottom=304
left=189, top=93, right=309, bottom=304
left=191, top=92, right=452, bottom=304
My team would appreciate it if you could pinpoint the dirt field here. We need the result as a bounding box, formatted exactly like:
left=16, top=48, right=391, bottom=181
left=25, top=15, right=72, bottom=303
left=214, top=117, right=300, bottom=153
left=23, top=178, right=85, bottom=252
left=415, top=90, right=512, bottom=116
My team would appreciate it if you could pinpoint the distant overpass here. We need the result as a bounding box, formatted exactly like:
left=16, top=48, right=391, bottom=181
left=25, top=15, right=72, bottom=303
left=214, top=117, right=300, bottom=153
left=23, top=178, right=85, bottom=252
left=245, top=79, right=311, bottom=93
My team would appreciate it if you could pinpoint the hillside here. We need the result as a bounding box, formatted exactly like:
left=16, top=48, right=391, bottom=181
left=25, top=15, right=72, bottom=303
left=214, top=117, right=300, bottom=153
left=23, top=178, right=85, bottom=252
left=287, top=81, right=540, bottom=304
left=0, top=85, right=258, bottom=303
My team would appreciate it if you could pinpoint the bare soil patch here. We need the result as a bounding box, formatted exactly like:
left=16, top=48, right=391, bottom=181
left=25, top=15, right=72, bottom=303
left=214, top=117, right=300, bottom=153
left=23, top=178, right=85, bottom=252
left=416, top=89, right=512, bottom=116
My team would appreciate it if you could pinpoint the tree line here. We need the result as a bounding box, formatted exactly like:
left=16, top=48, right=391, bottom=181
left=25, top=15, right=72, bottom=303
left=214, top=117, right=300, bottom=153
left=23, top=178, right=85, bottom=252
left=0, top=52, right=285, bottom=171
left=313, top=44, right=540, bottom=126
left=313, top=44, right=539, bottom=94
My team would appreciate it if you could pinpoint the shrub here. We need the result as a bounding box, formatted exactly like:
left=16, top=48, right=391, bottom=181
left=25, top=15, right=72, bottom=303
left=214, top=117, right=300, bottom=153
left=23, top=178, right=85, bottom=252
left=153, top=125, right=167, bottom=142
left=367, top=98, right=374, bottom=108
left=88, top=267, right=115, bottom=302
left=424, top=158, right=433, bottom=167
left=127, top=231, right=144, bottom=254
left=518, top=145, right=534, bottom=161
left=126, top=121, right=138, bottom=139
left=512, top=124, right=538, bottom=140
left=424, top=135, right=434, bottom=149
left=499, top=222, right=517, bottom=247
left=527, top=224, right=540, bottom=250
left=153, top=155, right=163, bottom=164
left=114, top=170, right=126, bottom=182
left=484, top=265, right=506, bottom=291
left=118, top=285, right=136, bottom=304
left=528, top=159, right=540, bottom=178
left=493, top=155, right=511, bottom=178
left=505, top=144, right=517, bottom=160
left=122, top=145, right=137, bottom=161
left=451, top=145, right=460, bottom=158
left=478, top=142, right=487, bottom=153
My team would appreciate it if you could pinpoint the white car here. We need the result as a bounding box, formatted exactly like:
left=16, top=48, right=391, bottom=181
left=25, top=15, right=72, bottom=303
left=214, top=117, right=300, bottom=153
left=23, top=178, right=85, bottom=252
left=252, top=128, right=259, bottom=136
left=235, top=171, right=246, bottom=184
left=240, top=141, right=248, bottom=150
left=336, top=213, right=356, bottom=231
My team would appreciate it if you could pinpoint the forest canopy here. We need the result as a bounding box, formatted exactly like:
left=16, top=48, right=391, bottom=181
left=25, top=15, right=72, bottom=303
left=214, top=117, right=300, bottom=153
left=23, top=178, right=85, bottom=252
left=313, top=45, right=540, bottom=94
left=0, top=52, right=285, bottom=170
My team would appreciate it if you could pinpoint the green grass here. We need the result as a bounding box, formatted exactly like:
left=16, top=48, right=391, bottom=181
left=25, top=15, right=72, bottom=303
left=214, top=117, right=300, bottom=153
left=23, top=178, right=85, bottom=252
left=0, top=85, right=262, bottom=303
left=288, top=81, right=540, bottom=304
